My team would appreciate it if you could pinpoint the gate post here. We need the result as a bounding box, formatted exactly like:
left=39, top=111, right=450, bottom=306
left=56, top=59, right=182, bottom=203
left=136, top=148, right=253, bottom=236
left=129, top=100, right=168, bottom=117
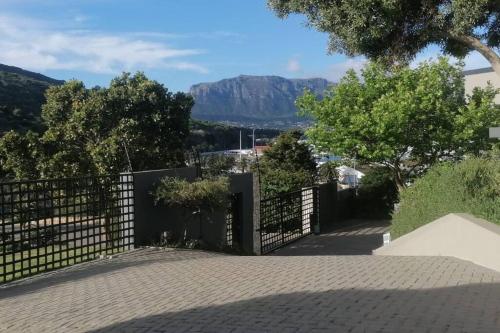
left=311, top=186, right=320, bottom=234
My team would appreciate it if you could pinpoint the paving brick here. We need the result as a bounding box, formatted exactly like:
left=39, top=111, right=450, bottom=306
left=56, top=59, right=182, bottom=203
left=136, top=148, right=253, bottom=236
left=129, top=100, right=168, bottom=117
left=1, top=225, right=500, bottom=332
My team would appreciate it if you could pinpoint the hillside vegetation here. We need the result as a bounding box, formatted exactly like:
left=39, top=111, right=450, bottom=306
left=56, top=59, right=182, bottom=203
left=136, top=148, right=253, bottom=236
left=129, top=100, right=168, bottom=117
left=0, top=64, right=63, bottom=133
left=391, top=158, right=500, bottom=238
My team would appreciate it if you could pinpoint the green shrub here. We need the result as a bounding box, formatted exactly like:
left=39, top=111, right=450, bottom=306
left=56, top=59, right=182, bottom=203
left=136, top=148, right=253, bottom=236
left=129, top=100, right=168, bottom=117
left=391, top=158, right=500, bottom=238
left=257, top=130, right=317, bottom=198
left=201, top=154, right=236, bottom=177
left=153, top=176, right=230, bottom=213
left=260, top=169, right=314, bottom=198
left=318, top=161, right=340, bottom=184
left=355, top=167, right=398, bottom=218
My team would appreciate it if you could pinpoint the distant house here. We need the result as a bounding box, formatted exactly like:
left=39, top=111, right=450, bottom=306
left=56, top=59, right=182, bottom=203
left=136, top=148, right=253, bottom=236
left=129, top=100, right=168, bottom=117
left=254, top=145, right=270, bottom=156
left=463, top=67, right=500, bottom=104
left=336, top=165, right=364, bottom=189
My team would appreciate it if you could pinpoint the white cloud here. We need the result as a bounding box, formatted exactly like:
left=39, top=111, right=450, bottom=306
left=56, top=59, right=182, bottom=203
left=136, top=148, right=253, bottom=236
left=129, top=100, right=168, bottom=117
left=324, top=58, right=367, bottom=82
left=73, top=15, right=90, bottom=24
left=287, top=58, right=302, bottom=73
left=0, top=15, right=209, bottom=74
left=412, top=48, right=491, bottom=70
left=129, top=30, right=245, bottom=41
left=321, top=50, right=492, bottom=83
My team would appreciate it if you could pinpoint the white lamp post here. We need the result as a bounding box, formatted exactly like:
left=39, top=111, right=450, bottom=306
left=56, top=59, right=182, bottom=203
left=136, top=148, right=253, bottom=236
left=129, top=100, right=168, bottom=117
left=248, top=128, right=256, bottom=149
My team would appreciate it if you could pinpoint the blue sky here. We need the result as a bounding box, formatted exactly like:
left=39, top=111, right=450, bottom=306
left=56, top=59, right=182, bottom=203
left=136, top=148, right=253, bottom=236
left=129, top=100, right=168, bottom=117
left=0, top=0, right=491, bottom=92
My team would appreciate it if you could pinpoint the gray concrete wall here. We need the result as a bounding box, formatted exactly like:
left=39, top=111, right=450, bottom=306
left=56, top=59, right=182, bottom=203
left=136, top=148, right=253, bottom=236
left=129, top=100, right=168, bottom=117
left=132, top=168, right=257, bottom=253
left=374, top=213, right=500, bottom=272
left=228, top=173, right=255, bottom=254
left=318, top=182, right=336, bottom=231
left=133, top=167, right=198, bottom=246
left=253, top=173, right=261, bottom=255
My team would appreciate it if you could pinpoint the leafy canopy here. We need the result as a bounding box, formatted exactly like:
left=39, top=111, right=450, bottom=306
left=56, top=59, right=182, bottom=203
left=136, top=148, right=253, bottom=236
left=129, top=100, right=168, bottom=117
left=0, top=72, right=193, bottom=179
left=153, top=176, right=230, bottom=212
left=268, top=0, right=500, bottom=74
left=258, top=130, right=317, bottom=197
left=391, top=157, right=500, bottom=238
left=296, top=58, right=500, bottom=189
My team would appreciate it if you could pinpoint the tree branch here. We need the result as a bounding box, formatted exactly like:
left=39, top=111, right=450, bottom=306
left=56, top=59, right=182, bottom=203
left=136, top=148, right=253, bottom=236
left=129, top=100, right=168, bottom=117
left=449, top=34, right=500, bottom=77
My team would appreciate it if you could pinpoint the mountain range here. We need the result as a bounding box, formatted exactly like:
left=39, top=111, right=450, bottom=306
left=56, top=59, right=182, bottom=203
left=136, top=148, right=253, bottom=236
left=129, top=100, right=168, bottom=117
left=190, top=75, right=332, bottom=128
left=0, top=64, right=281, bottom=151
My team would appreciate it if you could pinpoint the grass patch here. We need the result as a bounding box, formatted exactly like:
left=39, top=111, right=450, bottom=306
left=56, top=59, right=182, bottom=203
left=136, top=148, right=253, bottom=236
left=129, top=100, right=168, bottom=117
left=0, top=244, right=125, bottom=283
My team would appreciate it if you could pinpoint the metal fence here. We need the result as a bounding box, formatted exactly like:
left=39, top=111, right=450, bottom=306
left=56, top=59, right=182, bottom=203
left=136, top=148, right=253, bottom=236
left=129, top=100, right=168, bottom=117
left=260, top=187, right=319, bottom=254
left=0, top=174, right=134, bottom=283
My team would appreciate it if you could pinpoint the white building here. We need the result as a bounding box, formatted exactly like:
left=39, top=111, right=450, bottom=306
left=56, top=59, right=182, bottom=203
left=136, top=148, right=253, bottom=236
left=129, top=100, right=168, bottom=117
left=463, top=67, right=500, bottom=104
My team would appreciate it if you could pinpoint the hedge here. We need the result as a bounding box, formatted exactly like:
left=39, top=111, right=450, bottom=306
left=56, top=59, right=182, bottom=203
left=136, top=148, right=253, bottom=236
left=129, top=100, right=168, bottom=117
left=391, top=158, right=500, bottom=239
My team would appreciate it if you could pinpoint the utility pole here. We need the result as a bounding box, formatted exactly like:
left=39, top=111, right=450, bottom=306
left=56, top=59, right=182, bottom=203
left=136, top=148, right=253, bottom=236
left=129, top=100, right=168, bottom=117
left=239, top=130, right=242, bottom=162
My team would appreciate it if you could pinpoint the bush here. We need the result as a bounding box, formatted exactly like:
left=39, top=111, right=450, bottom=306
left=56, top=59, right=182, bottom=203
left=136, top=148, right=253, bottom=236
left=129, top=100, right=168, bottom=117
left=257, top=130, right=317, bottom=198
left=391, top=158, right=500, bottom=238
left=153, top=176, right=230, bottom=213
left=201, top=154, right=236, bottom=177
left=318, top=161, right=340, bottom=184
left=355, top=167, right=398, bottom=218
left=260, top=169, right=314, bottom=198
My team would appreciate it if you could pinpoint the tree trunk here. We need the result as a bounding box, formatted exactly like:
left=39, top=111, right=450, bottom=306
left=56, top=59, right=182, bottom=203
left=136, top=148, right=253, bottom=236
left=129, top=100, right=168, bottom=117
left=393, top=166, right=406, bottom=193
left=451, top=34, right=500, bottom=77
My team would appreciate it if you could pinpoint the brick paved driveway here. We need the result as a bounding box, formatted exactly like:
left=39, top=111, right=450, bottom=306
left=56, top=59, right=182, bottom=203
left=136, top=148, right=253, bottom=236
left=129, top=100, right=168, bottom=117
left=2, top=224, right=500, bottom=332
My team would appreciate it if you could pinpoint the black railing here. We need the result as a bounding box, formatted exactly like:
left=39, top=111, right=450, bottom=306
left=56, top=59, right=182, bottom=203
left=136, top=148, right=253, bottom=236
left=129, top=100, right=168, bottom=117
left=260, top=187, right=319, bottom=254
left=0, top=174, right=134, bottom=283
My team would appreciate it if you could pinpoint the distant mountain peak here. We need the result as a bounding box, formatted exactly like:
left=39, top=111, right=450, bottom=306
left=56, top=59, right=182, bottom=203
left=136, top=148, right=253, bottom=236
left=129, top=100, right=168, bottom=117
left=189, top=75, right=333, bottom=128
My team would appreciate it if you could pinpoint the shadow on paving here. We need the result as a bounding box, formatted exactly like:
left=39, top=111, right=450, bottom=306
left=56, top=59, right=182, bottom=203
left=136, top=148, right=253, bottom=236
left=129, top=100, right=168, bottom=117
left=0, top=248, right=222, bottom=300
left=88, top=283, right=500, bottom=332
left=271, top=220, right=391, bottom=256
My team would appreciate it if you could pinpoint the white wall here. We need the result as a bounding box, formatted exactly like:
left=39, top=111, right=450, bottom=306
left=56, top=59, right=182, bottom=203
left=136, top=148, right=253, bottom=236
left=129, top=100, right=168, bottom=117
left=464, top=68, right=500, bottom=104
left=374, top=214, right=500, bottom=272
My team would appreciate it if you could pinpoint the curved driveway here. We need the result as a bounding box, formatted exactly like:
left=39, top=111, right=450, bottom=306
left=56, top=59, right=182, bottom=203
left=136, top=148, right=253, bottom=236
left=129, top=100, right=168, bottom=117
left=1, top=223, right=500, bottom=332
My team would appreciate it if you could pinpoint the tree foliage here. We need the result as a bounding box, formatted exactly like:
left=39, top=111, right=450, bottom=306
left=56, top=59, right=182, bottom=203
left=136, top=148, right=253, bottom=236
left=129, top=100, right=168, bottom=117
left=355, top=167, right=399, bottom=218
left=391, top=158, right=500, bottom=238
left=268, top=0, right=500, bottom=75
left=296, top=58, right=500, bottom=189
left=0, top=72, right=193, bottom=179
left=0, top=130, right=41, bottom=180
left=317, top=160, right=340, bottom=184
left=201, top=154, right=236, bottom=178
left=258, top=130, right=317, bottom=197
left=153, top=176, right=230, bottom=213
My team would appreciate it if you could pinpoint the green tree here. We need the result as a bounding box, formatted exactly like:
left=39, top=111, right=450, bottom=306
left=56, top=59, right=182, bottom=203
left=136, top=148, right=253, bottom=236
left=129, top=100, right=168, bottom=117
left=258, top=130, right=317, bottom=197
left=260, top=130, right=316, bottom=174
left=39, top=72, right=193, bottom=178
left=201, top=154, right=236, bottom=177
left=0, top=130, right=41, bottom=180
left=268, top=0, right=500, bottom=75
left=318, top=160, right=340, bottom=184
left=296, top=58, right=499, bottom=190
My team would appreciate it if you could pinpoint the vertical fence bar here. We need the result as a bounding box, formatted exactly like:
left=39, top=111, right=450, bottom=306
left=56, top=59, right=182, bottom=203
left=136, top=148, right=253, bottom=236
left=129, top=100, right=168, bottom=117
left=0, top=174, right=135, bottom=284
left=259, top=187, right=317, bottom=254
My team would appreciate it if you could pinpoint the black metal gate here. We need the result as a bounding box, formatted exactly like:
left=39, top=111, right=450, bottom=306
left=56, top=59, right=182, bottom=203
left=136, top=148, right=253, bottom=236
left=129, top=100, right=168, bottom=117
left=259, top=186, right=319, bottom=254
